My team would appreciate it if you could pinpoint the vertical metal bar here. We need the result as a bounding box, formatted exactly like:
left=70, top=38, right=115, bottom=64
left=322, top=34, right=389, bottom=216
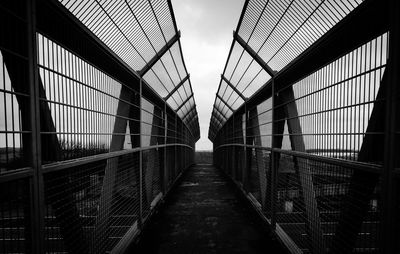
left=270, top=77, right=277, bottom=229
left=281, top=86, right=325, bottom=254
left=144, top=106, right=163, bottom=207
left=164, top=102, right=168, bottom=194
left=175, top=114, right=177, bottom=178
left=381, top=0, right=399, bottom=252
left=242, top=103, right=247, bottom=188
left=139, top=78, right=143, bottom=228
left=332, top=70, right=388, bottom=254
left=231, top=118, right=234, bottom=176
left=94, top=82, right=134, bottom=252
left=248, top=107, right=267, bottom=209
left=244, top=105, right=252, bottom=192
left=27, top=0, right=45, bottom=253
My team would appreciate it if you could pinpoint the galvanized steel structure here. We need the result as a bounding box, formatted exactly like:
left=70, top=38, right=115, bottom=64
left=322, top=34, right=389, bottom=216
left=0, top=0, right=199, bottom=253
left=209, top=0, right=399, bottom=253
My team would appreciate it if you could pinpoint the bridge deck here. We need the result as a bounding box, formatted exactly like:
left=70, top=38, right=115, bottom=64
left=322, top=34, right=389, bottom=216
left=129, top=164, right=286, bottom=253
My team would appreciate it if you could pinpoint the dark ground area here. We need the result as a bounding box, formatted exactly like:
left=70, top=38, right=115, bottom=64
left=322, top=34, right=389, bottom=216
left=127, top=164, right=286, bottom=253
left=195, top=151, right=213, bottom=164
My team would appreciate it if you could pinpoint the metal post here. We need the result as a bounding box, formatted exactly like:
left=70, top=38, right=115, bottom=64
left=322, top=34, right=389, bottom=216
left=175, top=114, right=178, bottom=178
left=282, top=87, right=325, bottom=254
left=270, top=78, right=277, bottom=229
left=244, top=106, right=252, bottom=192
left=381, top=0, right=399, bottom=252
left=248, top=107, right=267, bottom=209
left=27, top=0, right=45, bottom=252
left=231, top=119, right=234, bottom=177
left=144, top=107, right=163, bottom=207
left=139, top=79, right=143, bottom=228
left=242, top=103, right=247, bottom=188
left=164, top=102, right=168, bottom=194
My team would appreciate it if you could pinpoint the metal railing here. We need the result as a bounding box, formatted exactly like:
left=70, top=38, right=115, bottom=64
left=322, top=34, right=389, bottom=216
left=0, top=0, right=199, bottom=253
left=209, top=0, right=399, bottom=253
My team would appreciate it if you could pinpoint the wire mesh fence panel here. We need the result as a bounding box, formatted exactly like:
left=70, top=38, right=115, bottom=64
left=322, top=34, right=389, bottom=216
left=210, top=0, right=398, bottom=253
left=274, top=153, right=381, bottom=253
left=42, top=152, right=141, bottom=253
left=0, top=178, right=30, bottom=253
left=0, top=1, right=31, bottom=173
left=275, top=33, right=388, bottom=162
left=0, top=1, right=36, bottom=253
left=37, top=33, right=141, bottom=162
left=1, top=0, right=198, bottom=253
left=141, top=148, right=161, bottom=219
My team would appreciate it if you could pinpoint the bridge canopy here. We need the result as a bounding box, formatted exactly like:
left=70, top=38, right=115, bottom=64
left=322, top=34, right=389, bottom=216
left=60, top=0, right=200, bottom=140
left=208, top=0, right=363, bottom=141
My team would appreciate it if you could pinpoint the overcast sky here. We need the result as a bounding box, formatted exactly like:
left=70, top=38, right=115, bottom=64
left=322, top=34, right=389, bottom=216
left=172, top=0, right=245, bottom=150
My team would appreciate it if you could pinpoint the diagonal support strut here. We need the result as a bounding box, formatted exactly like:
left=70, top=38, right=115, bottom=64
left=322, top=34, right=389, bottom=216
left=233, top=31, right=276, bottom=77
left=221, top=75, right=247, bottom=101
left=139, top=31, right=181, bottom=77
left=176, top=94, right=193, bottom=112
left=164, top=74, right=190, bottom=100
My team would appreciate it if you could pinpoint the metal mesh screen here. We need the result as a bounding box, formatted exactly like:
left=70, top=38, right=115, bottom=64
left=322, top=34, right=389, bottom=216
left=0, top=0, right=197, bottom=253
left=276, top=33, right=388, bottom=161
left=275, top=153, right=381, bottom=253
left=37, top=33, right=140, bottom=162
left=0, top=178, right=30, bottom=253
left=59, top=0, right=199, bottom=139
left=211, top=0, right=398, bottom=253
left=58, top=0, right=173, bottom=71
left=0, top=1, right=31, bottom=173
left=43, top=153, right=141, bottom=253
left=237, top=0, right=363, bottom=72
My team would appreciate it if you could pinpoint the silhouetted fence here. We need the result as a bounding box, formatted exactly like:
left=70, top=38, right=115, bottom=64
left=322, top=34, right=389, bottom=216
left=209, top=0, right=399, bottom=253
left=0, top=0, right=199, bottom=253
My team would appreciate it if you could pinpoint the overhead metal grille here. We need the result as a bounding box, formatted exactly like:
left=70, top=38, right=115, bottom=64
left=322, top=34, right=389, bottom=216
left=59, top=0, right=200, bottom=139
left=209, top=0, right=364, bottom=138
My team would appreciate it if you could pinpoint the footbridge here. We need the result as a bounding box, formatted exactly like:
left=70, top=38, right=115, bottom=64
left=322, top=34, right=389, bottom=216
left=0, top=0, right=398, bottom=253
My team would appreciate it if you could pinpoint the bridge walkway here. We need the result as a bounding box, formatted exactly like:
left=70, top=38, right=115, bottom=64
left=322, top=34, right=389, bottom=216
left=128, top=164, right=286, bottom=253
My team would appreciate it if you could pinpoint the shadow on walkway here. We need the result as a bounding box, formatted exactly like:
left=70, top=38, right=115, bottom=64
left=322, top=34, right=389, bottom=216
left=127, top=164, right=287, bottom=253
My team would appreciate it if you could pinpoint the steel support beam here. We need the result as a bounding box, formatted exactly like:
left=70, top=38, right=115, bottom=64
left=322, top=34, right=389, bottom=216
left=2, top=5, right=88, bottom=252
left=331, top=68, right=389, bottom=253
left=216, top=94, right=235, bottom=112
left=144, top=107, right=163, bottom=208
left=221, top=75, right=247, bottom=101
left=270, top=89, right=285, bottom=226
left=182, top=112, right=194, bottom=124
left=175, top=94, right=193, bottom=112
left=94, top=85, right=136, bottom=253
left=38, top=0, right=140, bottom=86
left=233, top=31, right=276, bottom=77
left=242, top=104, right=250, bottom=191
left=280, top=87, right=325, bottom=254
left=164, top=74, right=190, bottom=100
left=214, top=106, right=228, bottom=120
left=214, top=115, right=225, bottom=128
left=26, top=1, right=45, bottom=252
left=210, top=120, right=220, bottom=133
left=240, top=0, right=388, bottom=110
left=182, top=106, right=196, bottom=121
left=187, top=115, right=198, bottom=126
left=212, top=114, right=224, bottom=127
left=37, top=0, right=183, bottom=128
left=139, top=31, right=181, bottom=77
left=381, top=0, right=400, bottom=252
left=185, top=112, right=197, bottom=128
left=248, top=108, right=267, bottom=209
